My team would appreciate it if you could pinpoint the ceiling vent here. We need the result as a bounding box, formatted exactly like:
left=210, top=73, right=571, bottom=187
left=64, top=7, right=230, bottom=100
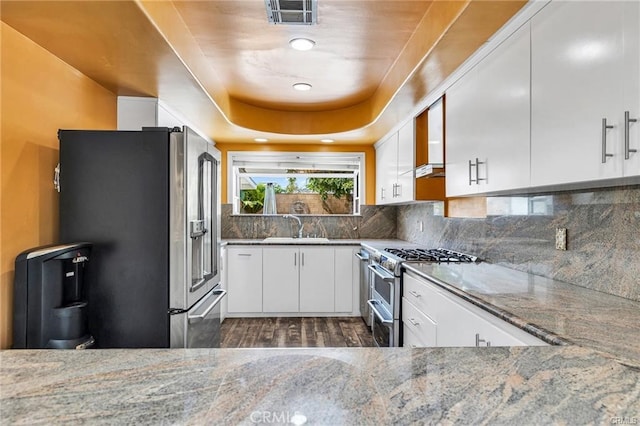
left=265, top=0, right=317, bottom=25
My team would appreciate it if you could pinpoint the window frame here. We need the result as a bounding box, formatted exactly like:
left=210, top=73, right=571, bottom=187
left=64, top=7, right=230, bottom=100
left=228, top=151, right=365, bottom=216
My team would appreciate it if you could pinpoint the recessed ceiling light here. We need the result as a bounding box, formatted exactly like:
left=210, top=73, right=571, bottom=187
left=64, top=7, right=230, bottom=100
left=289, top=38, right=315, bottom=51
left=293, top=83, right=312, bottom=91
left=254, top=138, right=269, bottom=142
left=321, top=139, right=334, bottom=143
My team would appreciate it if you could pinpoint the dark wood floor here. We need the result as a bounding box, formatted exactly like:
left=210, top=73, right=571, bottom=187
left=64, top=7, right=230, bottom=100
left=221, top=317, right=374, bottom=348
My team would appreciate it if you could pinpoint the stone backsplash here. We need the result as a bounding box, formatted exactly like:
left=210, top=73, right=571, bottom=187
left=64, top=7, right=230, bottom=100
left=397, top=185, right=640, bottom=302
left=222, top=204, right=397, bottom=240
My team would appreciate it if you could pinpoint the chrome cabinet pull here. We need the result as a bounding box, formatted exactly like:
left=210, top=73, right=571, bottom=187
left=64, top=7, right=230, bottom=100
left=625, top=111, right=638, bottom=160
left=475, top=158, right=486, bottom=185
left=408, top=318, right=419, bottom=326
left=469, top=158, right=486, bottom=185
left=395, top=183, right=401, bottom=198
left=238, top=253, right=252, bottom=256
left=468, top=160, right=476, bottom=185
left=294, top=252, right=297, bottom=266
left=475, top=333, right=491, bottom=347
left=301, top=252, right=305, bottom=266
left=408, top=290, right=421, bottom=298
left=380, top=187, right=385, bottom=200
left=602, top=118, right=614, bottom=163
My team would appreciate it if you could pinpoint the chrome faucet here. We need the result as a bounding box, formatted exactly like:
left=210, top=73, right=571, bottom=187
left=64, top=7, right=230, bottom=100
left=283, top=214, right=303, bottom=238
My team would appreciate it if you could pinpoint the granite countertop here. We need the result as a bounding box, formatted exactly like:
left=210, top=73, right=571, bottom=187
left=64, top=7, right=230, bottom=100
left=223, top=238, right=407, bottom=246
left=4, top=247, right=640, bottom=423
left=2, top=346, right=639, bottom=424
left=403, top=262, right=640, bottom=364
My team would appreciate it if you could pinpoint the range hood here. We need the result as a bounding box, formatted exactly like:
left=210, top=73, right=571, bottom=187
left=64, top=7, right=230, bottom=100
left=415, top=96, right=445, bottom=179
left=416, top=163, right=445, bottom=178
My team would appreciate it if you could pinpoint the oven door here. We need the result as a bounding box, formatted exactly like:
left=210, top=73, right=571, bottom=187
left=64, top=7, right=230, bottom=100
left=367, top=298, right=394, bottom=347
left=367, top=263, right=400, bottom=347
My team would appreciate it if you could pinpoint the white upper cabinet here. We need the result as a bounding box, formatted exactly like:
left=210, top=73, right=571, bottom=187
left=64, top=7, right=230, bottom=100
left=395, top=120, right=416, bottom=203
left=446, top=22, right=531, bottom=197
left=375, top=133, right=397, bottom=204
left=375, top=120, right=415, bottom=204
left=530, top=1, right=640, bottom=186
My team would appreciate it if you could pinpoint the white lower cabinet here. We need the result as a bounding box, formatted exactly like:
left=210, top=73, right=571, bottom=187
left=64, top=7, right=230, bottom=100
left=226, top=245, right=359, bottom=316
left=402, top=272, right=547, bottom=347
left=334, top=247, right=357, bottom=313
left=263, top=247, right=299, bottom=313
left=299, top=247, right=335, bottom=312
left=226, top=247, right=263, bottom=314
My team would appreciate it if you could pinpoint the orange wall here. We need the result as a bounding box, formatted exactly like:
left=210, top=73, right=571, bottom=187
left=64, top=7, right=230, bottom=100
left=216, top=142, right=376, bottom=205
left=0, top=23, right=117, bottom=349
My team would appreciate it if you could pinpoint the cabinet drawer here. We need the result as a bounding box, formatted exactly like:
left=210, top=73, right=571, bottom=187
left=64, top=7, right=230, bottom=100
left=403, top=323, right=426, bottom=348
left=402, top=297, right=436, bottom=347
left=403, top=272, right=444, bottom=320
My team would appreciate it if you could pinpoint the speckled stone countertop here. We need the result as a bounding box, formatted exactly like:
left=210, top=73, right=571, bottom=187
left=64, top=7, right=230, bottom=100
left=2, top=346, right=639, bottom=425
left=403, top=262, right=640, bottom=364
left=223, top=238, right=364, bottom=245
left=223, top=238, right=409, bottom=247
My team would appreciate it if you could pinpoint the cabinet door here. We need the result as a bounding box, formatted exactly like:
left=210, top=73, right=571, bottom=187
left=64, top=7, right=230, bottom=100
left=396, top=120, right=415, bottom=202
left=433, top=291, right=480, bottom=347
left=334, top=247, right=356, bottom=313
left=299, top=247, right=335, bottom=312
left=476, top=22, right=531, bottom=193
left=226, top=247, right=262, bottom=313
left=623, top=1, right=640, bottom=177
left=263, top=247, right=299, bottom=313
left=531, top=1, right=626, bottom=186
left=445, top=66, right=482, bottom=197
left=375, top=133, right=398, bottom=204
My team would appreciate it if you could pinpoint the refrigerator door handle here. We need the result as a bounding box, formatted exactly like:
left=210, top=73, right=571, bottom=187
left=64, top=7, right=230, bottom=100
left=197, top=152, right=217, bottom=283
left=188, top=289, right=227, bottom=324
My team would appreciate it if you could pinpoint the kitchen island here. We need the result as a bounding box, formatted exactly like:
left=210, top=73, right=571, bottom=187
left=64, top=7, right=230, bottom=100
left=2, top=345, right=639, bottom=424
left=4, top=248, right=640, bottom=424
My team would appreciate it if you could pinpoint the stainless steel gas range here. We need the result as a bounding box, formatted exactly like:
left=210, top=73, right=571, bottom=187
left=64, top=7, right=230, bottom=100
left=364, top=245, right=478, bottom=348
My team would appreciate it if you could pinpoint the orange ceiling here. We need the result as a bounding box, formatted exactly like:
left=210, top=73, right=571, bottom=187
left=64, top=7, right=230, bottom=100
left=0, top=0, right=527, bottom=145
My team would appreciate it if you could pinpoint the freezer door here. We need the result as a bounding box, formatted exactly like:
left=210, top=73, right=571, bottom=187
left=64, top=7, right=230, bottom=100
left=170, top=286, right=226, bottom=348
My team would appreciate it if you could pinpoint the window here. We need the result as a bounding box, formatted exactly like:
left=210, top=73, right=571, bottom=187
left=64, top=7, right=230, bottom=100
left=228, top=152, right=364, bottom=215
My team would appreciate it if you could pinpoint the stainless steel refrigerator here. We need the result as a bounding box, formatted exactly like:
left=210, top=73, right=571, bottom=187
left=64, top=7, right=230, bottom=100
left=58, top=126, right=224, bottom=348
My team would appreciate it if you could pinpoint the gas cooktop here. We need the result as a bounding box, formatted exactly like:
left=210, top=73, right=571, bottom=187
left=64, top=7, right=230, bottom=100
left=383, top=248, right=478, bottom=263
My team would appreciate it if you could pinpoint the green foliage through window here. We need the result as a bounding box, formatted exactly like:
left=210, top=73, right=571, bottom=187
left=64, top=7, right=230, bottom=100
left=306, top=178, right=354, bottom=200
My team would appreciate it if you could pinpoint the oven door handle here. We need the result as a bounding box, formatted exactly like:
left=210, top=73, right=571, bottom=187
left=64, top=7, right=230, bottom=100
left=367, top=300, right=394, bottom=325
left=354, top=252, right=368, bottom=261
left=188, top=289, right=227, bottom=324
left=367, top=264, right=395, bottom=282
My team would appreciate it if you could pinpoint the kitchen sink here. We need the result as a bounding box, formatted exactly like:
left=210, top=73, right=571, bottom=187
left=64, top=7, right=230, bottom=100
left=262, top=237, right=330, bottom=243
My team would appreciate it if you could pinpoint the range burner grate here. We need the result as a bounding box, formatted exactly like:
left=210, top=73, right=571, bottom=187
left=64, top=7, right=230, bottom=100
left=384, top=248, right=477, bottom=263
